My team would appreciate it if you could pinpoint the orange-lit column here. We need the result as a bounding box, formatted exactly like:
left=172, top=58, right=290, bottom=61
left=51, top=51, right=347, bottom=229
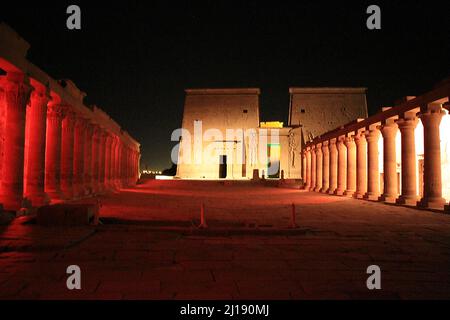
left=104, top=134, right=112, bottom=190
left=301, top=150, right=306, bottom=184
left=24, top=81, right=50, bottom=207
left=335, top=137, right=347, bottom=196
left=91, top=126, right=101, bottom=194
left=354, top=131, right=367, bottom=199
left=344, top=136, right=356, bottom=197
left=73, top=116, right=86, bottom=198
left=310, top=145, right=316, bottom=191
left=304, top=147, right=311, bottom=189
left=98, top=131, right=107, bottom=192
left=315, top=143, right=323, bottom=192
left=396, top=114, right=419, bottom=205
left=364, top=127, right=381, bottom=200
left=60, top=109, right=76, bottom=200
left=379, top=121, right=398, bottom=203
left=0, top=73, right=32, bottom=210
left=328, top=138, right=338, bottom=194
left=45, top=103, right=65, bottom=200
left=83, top=123, right=94, bottom=195
left=418, top=104, right=446, bottom=209
left=321, top=141, right=330, bottom=193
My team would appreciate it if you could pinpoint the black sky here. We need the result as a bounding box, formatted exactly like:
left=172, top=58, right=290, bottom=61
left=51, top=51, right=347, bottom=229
left=1, top=1, right=449, bottom=170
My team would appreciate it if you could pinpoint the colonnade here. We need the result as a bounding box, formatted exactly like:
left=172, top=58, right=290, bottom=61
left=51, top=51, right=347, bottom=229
left=302, top=83, right=450, bottom=212
left=0, top=24, right=140, bottom=211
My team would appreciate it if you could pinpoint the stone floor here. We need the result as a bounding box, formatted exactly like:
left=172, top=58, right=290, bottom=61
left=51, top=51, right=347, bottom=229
left=1, top=180, right=450, bottom=300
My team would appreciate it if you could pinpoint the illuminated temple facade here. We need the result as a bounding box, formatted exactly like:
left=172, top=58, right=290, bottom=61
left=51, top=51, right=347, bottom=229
left=0, top=24, right=141, bottom=212
left=176, top=88, right=368, bottom=180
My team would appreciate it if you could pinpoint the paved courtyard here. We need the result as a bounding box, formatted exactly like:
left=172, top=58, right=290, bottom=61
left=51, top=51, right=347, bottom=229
left=1, top=180, right=450, bottom=299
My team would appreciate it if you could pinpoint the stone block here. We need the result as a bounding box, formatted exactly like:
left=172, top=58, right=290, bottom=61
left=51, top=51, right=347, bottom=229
left=37, top=203, right=99, bottom=226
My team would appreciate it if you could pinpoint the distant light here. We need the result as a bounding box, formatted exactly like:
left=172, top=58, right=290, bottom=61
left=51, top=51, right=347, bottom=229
left=156, top=175, right=173, bottom=180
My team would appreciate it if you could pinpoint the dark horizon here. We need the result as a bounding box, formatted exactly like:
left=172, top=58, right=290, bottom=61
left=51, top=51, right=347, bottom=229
left=1, top=1, right=449, bottom=170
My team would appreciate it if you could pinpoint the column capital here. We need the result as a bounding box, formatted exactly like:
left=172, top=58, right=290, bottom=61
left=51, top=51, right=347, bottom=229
left=396, top=116, right=419, bottom=130
left=1, top=73, right=33, bottom=109
left=46, top=104, right=65, bottom=120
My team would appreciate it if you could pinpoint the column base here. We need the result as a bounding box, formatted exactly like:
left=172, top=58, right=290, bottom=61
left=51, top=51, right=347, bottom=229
left=26, top=192, right=50, bottom=208
left=344, top=190, right=356, bottom=197
left=314, top=187, right=322, bottom=192
left=363, top=193, right=380, bottom=201
left=354, top=192, right=366, bottom=199
left=327, top=188, right=336, bottom=195
left=444, top=204, right=450, bottom=214
left=303, top=185, right=311, bottom=190
left=379, top=194, right=398, bottom=203
left=417, top=197, right=446, bottom=210
left=334, top=189, right=345, bottom=196
left=320, top=187, right=329, bottom=193
left=396, top=196, right=420, bottom=206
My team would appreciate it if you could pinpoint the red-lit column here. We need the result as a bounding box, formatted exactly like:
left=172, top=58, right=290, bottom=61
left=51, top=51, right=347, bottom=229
left=24, top=81, right=50, bottom=207
left=418, top=104, right=446, bottom=209
left=344, top=136, right=356, bottom=197
left=73, top=116, right=86, bottom=198
left=91, top=126, right=101, bottom=194
left=110, top=137, right=117, bottom=190
left=60, top=109, right=76, bottom=200
left=364, top=127, right=381, bottom=200
left=328, top=138, right=338, bottom=194
left=304, top=147, right=311, bottom=190
left=314, top=143, right=323, bottom=192
left=335, top=137, right=347, bottom=196
left=83, top=123, right=94, bottom=195
left=98, top=130, right=107, bottom=192
left=0, top=73, right=32, bottom=210
left=354, top=131, right=367, bottom=199
left=104, top=134, right=112, bottom=190
left=45, top=103, right=65, bottom=200
left=379, top=121, right=398, bottom=203
left=321, top=141, right=330, bottom=193
left=310, top=145, right=316, bottom=191
left=115, top=141, right=122, bottom=188
left=396, top=114, right=419, bottom=205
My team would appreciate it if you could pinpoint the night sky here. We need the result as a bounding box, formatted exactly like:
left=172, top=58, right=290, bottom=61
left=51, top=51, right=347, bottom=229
left=1, top=1, right=449, bottom=170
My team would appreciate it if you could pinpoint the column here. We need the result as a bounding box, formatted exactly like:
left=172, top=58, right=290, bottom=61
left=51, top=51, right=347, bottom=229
left=328, top=139, right=338, bottom=194
left=379, top=121, right=398, bottom=203
left=344, top=136, right=356, bottom=197
left=321, top=141, right=330, bottom=193
left=418, top=104, right=446, bottom=209
left=110, top=137, right=118, bottom=190
left=301, top=151, right=306, bottom=184
left=364, top=127, right=381, bottom=200
left=396, top=114, right=419, bottom=205
left=83, top=123, right=94, bottom=195
left=335, top=137, right=347, bottom=196
left=73, top=116, right=86, bottom=198
left=60, top=109, right=76, bottom=200
left=0, top=73, right=32, bottom=210
left=91, top=126, right=101, bottom=194
left=310, top=145, right=316, bottom=191
left=104, top=134, right=112, bottom=190
left=314, top=143, right=323, bottom=192
left=24, top=82, right=50, bottom=207
left=354, top=131, right=368, bottom=199
left=45, top=103, right=65, bottom=200
left=98, top=130, right=107, bottom=192
left=304, top=147, right=311, bottom=190
left=115, top=140, right=122, bottom=188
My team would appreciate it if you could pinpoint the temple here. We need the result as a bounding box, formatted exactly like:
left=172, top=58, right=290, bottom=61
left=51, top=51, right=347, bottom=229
left=0, top=23, right=141, bottom=212
left=176, top=87, right=367, bottom=180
